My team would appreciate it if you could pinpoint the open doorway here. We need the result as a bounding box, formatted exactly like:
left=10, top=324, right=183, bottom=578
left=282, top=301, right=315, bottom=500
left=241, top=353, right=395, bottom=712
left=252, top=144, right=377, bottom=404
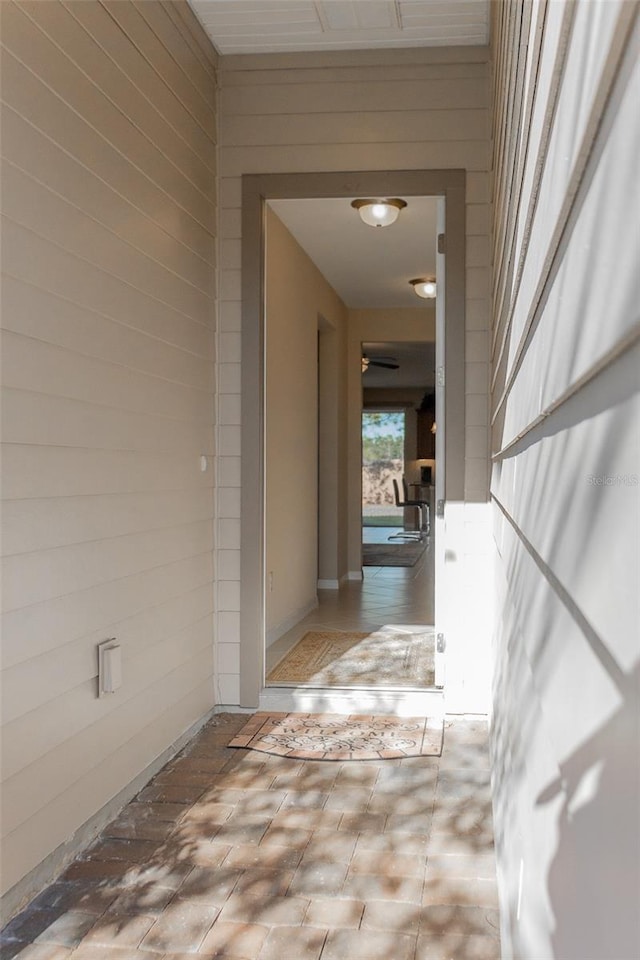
left=260, top=194, right=440, bottom=710
left=239, top=170, right=465, bottom=711
left=361, top=341, right=436, bottom=564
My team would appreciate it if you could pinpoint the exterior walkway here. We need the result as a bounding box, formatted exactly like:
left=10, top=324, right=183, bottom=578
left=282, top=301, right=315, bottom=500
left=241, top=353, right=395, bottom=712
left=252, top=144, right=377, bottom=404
left=1, top=713, right=500, bottom=960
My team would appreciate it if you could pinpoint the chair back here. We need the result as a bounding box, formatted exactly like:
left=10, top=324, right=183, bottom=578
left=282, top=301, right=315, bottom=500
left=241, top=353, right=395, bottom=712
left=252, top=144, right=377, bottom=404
left=392, top=478, right=403, bottom=507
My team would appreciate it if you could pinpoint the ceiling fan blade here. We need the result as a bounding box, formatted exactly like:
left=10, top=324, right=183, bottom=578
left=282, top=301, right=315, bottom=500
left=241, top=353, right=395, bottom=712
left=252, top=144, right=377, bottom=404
left=370, top=360, right=399, bottom=369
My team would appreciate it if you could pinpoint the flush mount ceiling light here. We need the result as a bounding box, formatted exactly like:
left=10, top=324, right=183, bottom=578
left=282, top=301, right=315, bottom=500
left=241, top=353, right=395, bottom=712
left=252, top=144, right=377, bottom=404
left=351, top=198, right=407, bottom=227
left=409, top=277, right=437, bottom=299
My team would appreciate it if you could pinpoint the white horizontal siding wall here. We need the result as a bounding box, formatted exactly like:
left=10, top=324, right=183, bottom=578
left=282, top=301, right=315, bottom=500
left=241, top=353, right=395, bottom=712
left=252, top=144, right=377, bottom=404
left=0, top=0, right=217, bottom=907
left=217, top=44, right=493, bottom=708
left=490, top=3, right=639, bottom=958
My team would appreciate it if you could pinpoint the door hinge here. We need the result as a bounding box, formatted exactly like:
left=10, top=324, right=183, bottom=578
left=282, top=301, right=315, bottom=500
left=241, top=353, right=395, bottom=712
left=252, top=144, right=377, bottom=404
left=437, top=633, right=446, bottom=654
left=436, top=499, right=445, bottom=518
left=437, top=233, right=446, bottom=254
left=436, top=365, right=445, bottom=387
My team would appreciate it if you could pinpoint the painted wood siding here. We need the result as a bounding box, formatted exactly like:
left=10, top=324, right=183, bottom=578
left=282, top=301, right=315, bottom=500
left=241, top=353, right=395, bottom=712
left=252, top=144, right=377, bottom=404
left=0, top=0, right=217, bottom=901
left=217, top=44, right=492, bottom=706
left=489, top=3, right=639, bottom=958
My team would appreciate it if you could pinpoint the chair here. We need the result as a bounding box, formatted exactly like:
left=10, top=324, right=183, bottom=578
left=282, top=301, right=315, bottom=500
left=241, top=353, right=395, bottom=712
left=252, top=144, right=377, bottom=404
left=388, top=478, right=423, bottom=541
left=402, top=478, right=430, bottom=535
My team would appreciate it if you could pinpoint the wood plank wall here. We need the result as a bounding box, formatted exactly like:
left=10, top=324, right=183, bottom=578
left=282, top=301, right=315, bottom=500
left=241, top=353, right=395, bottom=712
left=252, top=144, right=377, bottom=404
left=0, top=0, right=217, bottom=902
left=489, top=3, right=639, bottom=957
left=216, top=44, right=492, bottom=706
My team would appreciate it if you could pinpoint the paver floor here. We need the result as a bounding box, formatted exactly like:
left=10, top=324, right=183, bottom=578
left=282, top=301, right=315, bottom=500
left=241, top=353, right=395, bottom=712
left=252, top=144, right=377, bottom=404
left=1, top=714, right=500, bottom=960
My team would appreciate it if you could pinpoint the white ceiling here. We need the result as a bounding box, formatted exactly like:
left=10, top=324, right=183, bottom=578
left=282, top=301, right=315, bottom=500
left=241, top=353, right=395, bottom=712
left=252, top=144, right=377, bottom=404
left=269, top=196, right=438, bottom=309
left=268, top=197, right=437, bottom=386
left=189, top=0, right=490, bottom=55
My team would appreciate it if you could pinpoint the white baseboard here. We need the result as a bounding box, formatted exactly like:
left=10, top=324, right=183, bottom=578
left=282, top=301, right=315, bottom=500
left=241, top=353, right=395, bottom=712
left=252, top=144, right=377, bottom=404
left=0, top=707, right=217, bottom=923
left=318, top=571, right=350, bottom=590
left=214, top=704, right=255, bottom=714
left=347, top=570, right=363, bottom=581
left=266, top=595, right=318, bottom=648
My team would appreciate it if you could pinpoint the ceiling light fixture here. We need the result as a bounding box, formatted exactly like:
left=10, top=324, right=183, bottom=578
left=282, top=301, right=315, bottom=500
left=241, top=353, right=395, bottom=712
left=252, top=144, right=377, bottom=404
left=351, top=198, right=407, bottom=227
left=409, top=277, right=437, bottom=299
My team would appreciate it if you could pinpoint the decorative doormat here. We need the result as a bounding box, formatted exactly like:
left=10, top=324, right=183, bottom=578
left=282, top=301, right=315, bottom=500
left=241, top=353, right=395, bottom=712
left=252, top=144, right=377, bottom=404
left=229, top=712, right=444, bottom=760
left=266, top=628, right=435, bottom=688
left=362, top=539, right=427, bottom=567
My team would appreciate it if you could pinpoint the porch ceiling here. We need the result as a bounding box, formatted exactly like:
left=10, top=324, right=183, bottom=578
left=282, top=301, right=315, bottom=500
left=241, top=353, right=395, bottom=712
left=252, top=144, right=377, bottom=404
left=188, top=1, right=490, bottom=55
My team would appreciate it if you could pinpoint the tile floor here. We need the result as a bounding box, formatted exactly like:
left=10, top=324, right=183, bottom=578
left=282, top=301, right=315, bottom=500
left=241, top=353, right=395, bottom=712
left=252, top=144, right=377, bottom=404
left=266, top=527, right=434, bottom=675
left=1, top=713, right=500, bottom=960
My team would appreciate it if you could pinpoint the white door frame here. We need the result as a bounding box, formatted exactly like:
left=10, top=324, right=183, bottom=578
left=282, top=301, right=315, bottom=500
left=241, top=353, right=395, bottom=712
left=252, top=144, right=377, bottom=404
left=239, top=170, right=466, bottom=707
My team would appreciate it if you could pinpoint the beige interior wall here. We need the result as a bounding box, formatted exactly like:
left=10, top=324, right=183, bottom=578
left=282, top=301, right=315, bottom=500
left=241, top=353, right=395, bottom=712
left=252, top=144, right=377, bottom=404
left=318, top=310, right=349, bottom=588
left=489, top=3, right=639, bottom=958
left=265, top=208, right=348, bottom=640
left=336, top=309, right=349, bottom=584
left=217, top=45, right=492, bottom=704
left=0, top=0, right=217, bottom=909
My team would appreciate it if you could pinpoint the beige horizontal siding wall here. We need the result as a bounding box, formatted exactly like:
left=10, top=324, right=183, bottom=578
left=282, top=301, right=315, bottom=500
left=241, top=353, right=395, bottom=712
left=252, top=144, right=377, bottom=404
left=0, top=0, right=217, bottom=907
left=217, top=44, right=492, bottom=707
left=489, top=3, right=639, bottom=958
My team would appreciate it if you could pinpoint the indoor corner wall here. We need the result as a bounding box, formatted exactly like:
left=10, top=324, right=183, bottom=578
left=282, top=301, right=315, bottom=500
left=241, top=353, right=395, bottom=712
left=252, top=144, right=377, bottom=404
left=264, top=207, right=349, bottom=645
left=0, top=0, right=218, bottom=914
left=489, top=2, right=639, bottom=958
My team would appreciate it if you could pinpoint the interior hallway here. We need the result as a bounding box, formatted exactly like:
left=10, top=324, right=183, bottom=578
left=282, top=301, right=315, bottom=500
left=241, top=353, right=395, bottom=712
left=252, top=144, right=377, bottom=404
left=0, top=712, right=500, bottom=960
left=267, top=527, right=434, bottom=677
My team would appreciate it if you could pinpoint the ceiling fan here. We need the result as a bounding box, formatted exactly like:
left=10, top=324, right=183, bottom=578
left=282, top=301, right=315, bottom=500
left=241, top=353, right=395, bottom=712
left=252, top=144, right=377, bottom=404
left=362, top=354, right=399, bottom=372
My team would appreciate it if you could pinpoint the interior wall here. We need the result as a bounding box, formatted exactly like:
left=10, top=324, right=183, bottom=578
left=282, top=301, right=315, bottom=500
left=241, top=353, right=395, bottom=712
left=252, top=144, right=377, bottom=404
left=218, top=44, right=492, bottom=705
left=264, top=208, right=348, bottom=641
left=318, top=312, right=349, bottom=589
left=489, top=3, right=639, bottom=958
left=0, top=0, right=217, bottom=908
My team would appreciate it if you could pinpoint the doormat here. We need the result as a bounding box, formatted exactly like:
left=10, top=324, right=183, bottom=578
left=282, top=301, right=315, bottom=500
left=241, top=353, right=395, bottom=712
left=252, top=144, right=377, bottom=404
left=229, top=712, right=443, bottom=760
left=266, top=628, right=435, bottom=688
left=362, top=539, right=427, bottom=567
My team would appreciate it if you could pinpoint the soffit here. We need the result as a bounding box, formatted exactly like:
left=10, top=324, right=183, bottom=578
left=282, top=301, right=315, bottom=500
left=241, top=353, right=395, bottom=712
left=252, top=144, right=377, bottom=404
left=188, top=1, right=490, bottom=55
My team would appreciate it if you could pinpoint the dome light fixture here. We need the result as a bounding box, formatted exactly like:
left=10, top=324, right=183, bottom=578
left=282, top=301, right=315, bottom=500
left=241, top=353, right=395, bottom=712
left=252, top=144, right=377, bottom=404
left=409, top=277, right=437, bottom=299
left=351, top=198, right=407, bottom=227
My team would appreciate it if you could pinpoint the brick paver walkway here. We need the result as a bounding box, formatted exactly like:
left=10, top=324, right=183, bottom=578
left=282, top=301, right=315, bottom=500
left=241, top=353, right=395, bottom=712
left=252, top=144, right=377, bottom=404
left=1, top=714, right=500, bottom=960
